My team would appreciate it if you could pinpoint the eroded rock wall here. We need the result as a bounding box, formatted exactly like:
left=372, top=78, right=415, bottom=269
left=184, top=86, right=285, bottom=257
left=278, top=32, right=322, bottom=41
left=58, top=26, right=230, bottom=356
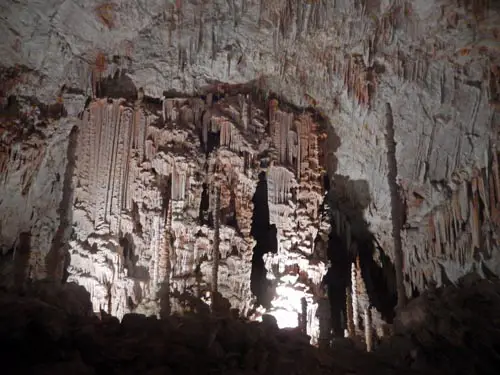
left=55, top=92, right=329, bottom=344
left=1, top=0, right=500, bottom=343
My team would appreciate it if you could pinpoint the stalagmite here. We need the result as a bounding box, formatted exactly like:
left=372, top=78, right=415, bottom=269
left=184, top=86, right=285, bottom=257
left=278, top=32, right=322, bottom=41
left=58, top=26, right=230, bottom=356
left=351, top=262, right=359, bottom=331
left=346, top=285, right=355, bottom=337
left=212, top=185, right=221, bottom=294
left=364, top=307, right=372, bottom=352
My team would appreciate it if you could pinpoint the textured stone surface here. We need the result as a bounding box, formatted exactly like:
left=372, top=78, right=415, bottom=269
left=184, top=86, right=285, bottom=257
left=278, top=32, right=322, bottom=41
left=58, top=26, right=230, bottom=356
left=1, top=0, right=500, bottom=342
left=62, top=93, right=329, bottom=345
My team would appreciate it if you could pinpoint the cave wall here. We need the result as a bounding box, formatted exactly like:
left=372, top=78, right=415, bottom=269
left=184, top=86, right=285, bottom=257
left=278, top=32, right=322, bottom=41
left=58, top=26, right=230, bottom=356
left=1, top=0, right=500, bottom=339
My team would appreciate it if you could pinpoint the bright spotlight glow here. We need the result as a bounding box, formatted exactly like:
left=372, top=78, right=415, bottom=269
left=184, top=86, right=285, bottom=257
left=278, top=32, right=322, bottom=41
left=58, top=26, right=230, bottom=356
left=268, top=308, right=299, bottom=329
left=264, top=284, right=305, bottom=329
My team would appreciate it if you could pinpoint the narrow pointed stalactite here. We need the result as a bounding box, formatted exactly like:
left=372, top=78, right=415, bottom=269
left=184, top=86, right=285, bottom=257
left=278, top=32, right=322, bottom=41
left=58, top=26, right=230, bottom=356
left=384, top=102, right=407, bottom=310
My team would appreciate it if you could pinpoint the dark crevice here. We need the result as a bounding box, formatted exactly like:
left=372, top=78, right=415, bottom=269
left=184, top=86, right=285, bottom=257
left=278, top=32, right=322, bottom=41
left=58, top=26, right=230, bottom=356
left=119, top=233, right=138, bottom=278
left=131, top=201, right=143, bottom=235
left=199, top=183, right=210, bottom=226
left=384, top=102, right=407, bottom=309
left=358, top=239, right=398, bottom=323
left=97, top=71, right=138, bottom=100
left=250, top=171, right=277, bottom=308
left=322, top=232, right=349, bottom=337
left=324, top=172, right=398, bottom=336
left=206, top=130, right=220, bottom=156
left=47, top=125, right=78, bottom=282
left=14, top=232, right=31, bottom=288
left=223, top=190, right=239, bottom=231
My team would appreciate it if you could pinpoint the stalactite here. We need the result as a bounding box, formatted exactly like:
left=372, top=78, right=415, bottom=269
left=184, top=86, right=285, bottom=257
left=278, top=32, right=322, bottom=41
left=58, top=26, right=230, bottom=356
left=297, top=115, right=311, bottom=178
left=478, top=172, right=489, bottom=219
left=268, top=166, right=294, bottom=204
left=459, top=180, right=469, bottom=222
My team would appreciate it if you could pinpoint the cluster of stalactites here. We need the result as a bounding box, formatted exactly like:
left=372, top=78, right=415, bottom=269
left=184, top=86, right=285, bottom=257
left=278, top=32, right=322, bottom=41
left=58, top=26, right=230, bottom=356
left=268, top=101, right=327, bottom=183
left=267, top=166, right=296, bottom=205
left=269, top=104, right=304, bottom=178
left=78, top=98, right=147, bottom=231
left=403, top=147, right=500, bottom=292
left=150, top=157, right=190, bottom=202
left=215, top=117, right=246, bottom=153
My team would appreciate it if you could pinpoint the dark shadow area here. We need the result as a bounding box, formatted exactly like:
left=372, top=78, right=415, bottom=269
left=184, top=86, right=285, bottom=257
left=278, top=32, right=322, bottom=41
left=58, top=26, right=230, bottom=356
left=97, top=71, right=138, bottom=100
left=358, top=236, right=398, bottom=323
left=198, top=183, right=211, bottom=226
left=198, top=116, right=221, bottom=156
left=325, top=175, right=398, bottom=332
left=14, top=232, right=31, bottom=288
left=308, top=109, right=399, bottom=335
left=250, top=171, right=277, bottom=308
left=222, top=190, right=239, bottom=231
left=47, top=125, right=78, bottom=282
left=323, top=232, right=349, bottom=337
left=119, top=233, right=139, bottom=278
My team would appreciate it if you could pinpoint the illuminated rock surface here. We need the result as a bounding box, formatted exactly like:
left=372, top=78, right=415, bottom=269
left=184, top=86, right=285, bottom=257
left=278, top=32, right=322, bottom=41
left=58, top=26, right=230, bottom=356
left=1, top=0, right=500, bottom=351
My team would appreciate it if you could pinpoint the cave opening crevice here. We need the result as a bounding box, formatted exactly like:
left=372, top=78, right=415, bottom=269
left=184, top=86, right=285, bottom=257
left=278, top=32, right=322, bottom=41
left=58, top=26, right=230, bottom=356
left=323, top=231, right=350, bottom=337
left=250, top=171, right=277, bottom=308
left=223, top=190, right=239, bottom=231
left=48, top=125, right=78, bottom=283
left=323, top=174, right=399, bottom=337
left=357, top=238, right=398, bottom=323
left=199, top=183, right=210, bottom=226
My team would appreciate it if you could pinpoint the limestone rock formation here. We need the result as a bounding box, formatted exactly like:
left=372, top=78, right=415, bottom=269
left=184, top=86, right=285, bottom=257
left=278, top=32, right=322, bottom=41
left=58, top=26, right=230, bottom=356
left=58, top=91, right=328, bottom=343
left=1, top=0, right=500, bottom=348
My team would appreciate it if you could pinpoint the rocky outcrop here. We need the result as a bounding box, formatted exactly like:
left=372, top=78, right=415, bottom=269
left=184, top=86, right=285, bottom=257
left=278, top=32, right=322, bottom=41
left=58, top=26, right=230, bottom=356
left=3, top=279, right=500, bottom=375
left=377, top=275, right=500, bottom=374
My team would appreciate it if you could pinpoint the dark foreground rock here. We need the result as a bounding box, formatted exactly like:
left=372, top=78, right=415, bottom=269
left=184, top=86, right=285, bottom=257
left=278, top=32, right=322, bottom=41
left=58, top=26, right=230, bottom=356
left=1, top=278, right=500, bottom=375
